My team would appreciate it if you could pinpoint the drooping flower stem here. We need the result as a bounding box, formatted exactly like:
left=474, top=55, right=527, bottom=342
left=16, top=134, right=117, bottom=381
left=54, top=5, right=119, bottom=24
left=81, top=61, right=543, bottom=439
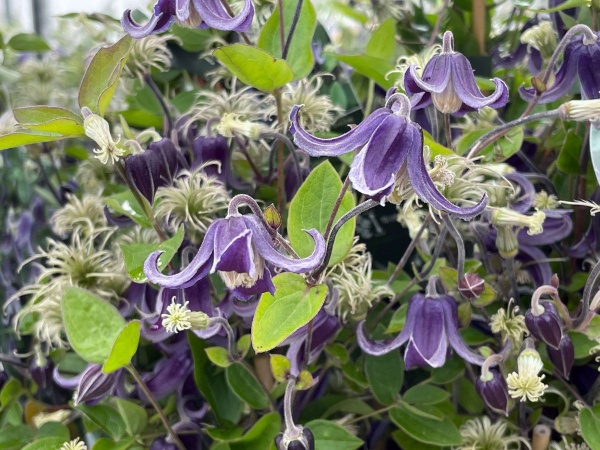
left=387, top=214, right=432, bottom=286
left=443, top=113, right=452, bottom=149
left=115, top=160, right=168, bottom=242
left=573, top=259, right=600, bottom=328
left=310, top=199, right=379, bottom=282
left=126, top=364, right=186, bottom=450
left=466, top=109, right=565, bottom=159
left=504, top=257, right=520, bottom=304
left=282, top=0, right=304, bottom=59
left=441, top=214, right=465, bottom=283
left=523, top=24, right=598, bottom=116
left=143, top=74, right=173, bottom=137
left=283, top=377, right=302, bottom=438
left=209, top=317, right=239, bottom=360
left=262, top=131, right=303, bottom=184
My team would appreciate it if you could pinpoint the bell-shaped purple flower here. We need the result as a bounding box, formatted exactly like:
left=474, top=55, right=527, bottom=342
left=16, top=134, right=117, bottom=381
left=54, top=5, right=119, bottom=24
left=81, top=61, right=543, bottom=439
left=122, top=0, right=254, bottom=38
left=520, top=31, right=600, bottom=102
left=404, top=31, right=509, bottom=116
left=141, top=350, right=193, bottom=401
left=525, top=300, right=564, bottom=350
left=547, top=335, right=574, bottom=379
left=144, top=212, right=325, bottom=299
left=290, top=93, right=487, bottom=218
left=74, top=364, right=119, bottom=405
left=358, top=293, right=485, bottom=369
left=476, top=369, right=510, bottom=416
left=275, top=428, right=315, bottom=450
left=124, top=138, right=180, bottom=203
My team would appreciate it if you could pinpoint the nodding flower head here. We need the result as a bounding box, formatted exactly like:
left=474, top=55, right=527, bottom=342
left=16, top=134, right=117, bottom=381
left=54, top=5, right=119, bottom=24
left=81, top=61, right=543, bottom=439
left=357, top=293, right=485, bottom=369
left=403, top=31, right=509, bottom=116
left=144, top=208, right=326, bottom=300
left=82, top=108, right=124, bottom=165
left=122, top=0, right=254, bottom=38
left=290, top=92, right=487, bottom=218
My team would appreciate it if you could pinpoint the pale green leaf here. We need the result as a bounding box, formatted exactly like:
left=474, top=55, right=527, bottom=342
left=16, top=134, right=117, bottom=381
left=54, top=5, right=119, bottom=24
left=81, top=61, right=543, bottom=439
left=365, top=18, right=396, bottom=60
left=390, top=403, right=462, bottom=446
left=102, top=321, right=141, bottom=373
left=305, top=419, right=363, bottom=450
left=225, top=363, right=270, bottom=409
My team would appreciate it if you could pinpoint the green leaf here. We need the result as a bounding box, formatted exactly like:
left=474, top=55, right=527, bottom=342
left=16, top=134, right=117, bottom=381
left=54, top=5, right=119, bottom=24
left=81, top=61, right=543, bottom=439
left=390, top=403, right=462, bottom=446
left=288, top=161, right=355, bottom=266
left=581, top=405, right=600, bottom=449
left=213, top=44, right=294, bottom=92
left=0, top=425, right=35, bottom=450
left=102, top=321, right=141, bottom=373
left=438, top=266, right=459, bottom=291
left=79, top=35, right=134, bottom=116
left=225, top=363, right=270, bottom=409
left=456, top=126, right=524, bottom=162
left=403, top=385, right=450, bottom=405
left=114, top=398, right=148, bottom=437
left=36, top=422, right=70, bottom=441
left=91, top=438, right=136, bottom=450
left=424, top=131, right=454, bottom=157
left=13, top=106, right=84, bottom=136
left=0, top=130, right=71, bottom=151
left=305, top=420, right=363, bottom=450
left=105, top=190, right=151, bottom=228
left=392, top=430, right=440, bottom=450
left=257, top=0, right=317, bottom=79
left=119, top=226, right=184, bottom=283
left=62, top=287, right=126, bottom=364
left=328, top=53, right=397, bottom=89
left=527, top=0, right=588, bottom=12
left=7, top=33, right=50, bottom=52
left=188, top=334, right=242, bottom=425
left=557, top=130, right=583, bottom=175
left=77, top=404, right=126, bottom=440
left=0, top=379, right=21, bottom=407
left=365, top=18, right=396, bottom=60
left=212, top=412, right=280, bottom=450
left=206, top=347, right=232, bottom=368
left=270, top=354, right=291, bottom=382
left=385, top=303, right=408, bottom=334
left=364, top=352, right=403, bottom=405
left=569, top=331, right=597, bottom=359
left=252, top=273, right=328, bottom=353
left=21, top=437, right=66, bottom=450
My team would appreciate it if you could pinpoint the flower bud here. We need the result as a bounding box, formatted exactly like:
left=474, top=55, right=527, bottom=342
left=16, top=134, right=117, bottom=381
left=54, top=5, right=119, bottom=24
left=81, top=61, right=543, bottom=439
left=495, top=226, right=519, bottom=259
left=74, top=364, right=118, bottom=405
left=547, top=335, right=574, bottom=379
left=275, top=427, right=315, bottom=450
left=525, top=301, right=563, bottom=350
left=476, top=369, right=510, bottom=416
left=458, top=273, right=485, bottom=299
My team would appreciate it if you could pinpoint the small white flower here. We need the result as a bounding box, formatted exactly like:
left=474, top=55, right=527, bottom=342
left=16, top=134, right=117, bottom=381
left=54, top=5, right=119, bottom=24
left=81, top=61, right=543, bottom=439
left=506, top=348, right=548, bottom=402
left=82, top=108, right=124, bottom=165
left=161, top=299, right=192, bottom=333
left=59, top=438, right=88, bottom=450
left=491, top=208, right=546, bottom=236
left=563, top=99, right=600, bottom=125
left=533, top=191, right=559, bottom=210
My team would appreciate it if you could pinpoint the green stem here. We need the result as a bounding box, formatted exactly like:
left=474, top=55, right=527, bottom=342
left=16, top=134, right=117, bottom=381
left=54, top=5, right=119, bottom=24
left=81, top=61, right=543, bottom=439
left=127, top=364, right=186, bottom=450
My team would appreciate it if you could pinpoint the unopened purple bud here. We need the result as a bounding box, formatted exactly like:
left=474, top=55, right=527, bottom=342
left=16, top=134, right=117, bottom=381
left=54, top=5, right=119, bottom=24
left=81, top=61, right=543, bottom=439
left=525, top=301, right=563, bottom=350
left=458, top=273, right=485, bottom=299
left=74, top=365, right=118, bottom=405
left=476, top=369, right=510, bottom=416
left=547, top=335, right=574, bottom=379
left=30, top=360, right=53, bottom=390
left=275, top=427, right=315, bottom=450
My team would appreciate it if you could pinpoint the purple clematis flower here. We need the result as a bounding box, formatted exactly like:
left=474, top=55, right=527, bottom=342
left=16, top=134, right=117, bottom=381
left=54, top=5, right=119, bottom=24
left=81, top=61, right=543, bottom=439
left=357, top=293, right=485, bottom=369
left=122, top=0, right=254, bottom=39
left=404, top=31, right=509, bottom=116
left=519, top=31, right=600, bottom=102
left=144, top=211, right=325, bottom=299
left=290, top=93, right=487, bottom=217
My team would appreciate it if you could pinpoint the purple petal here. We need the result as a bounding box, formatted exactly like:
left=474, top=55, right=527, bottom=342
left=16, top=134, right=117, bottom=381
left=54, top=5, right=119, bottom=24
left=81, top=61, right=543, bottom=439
left=404, top=57, right=452, bottom=95
left=518, top=209, right=572, bottom=245
left=517, top=244, right=552, bottom=287
left=290, top=105, right=390, bottom=156
left=451, top=54, right=508, bottom=110
left=121, top=9, right=175, bottom=39
left=408, top=297, right=447, bottom=368
left=506, top=172, right=536, bottom=213
left=578, top=41, right=600, bottom=99
left=441, top=296, right=485, bottom=366
left=243, top=215, right=325, bottom=273
left=212, top=216, right=256, bottom=277
left=176, top=0, right=191, bottom=21
left=348, top=114, right=410, bottom=196
left=53, top=366, right=83, bottom=390
left=142, top=350, right=193, bottom=401
left=193, top=0, right=254, bottom=31
left=407, top=128, right=487, bottom=219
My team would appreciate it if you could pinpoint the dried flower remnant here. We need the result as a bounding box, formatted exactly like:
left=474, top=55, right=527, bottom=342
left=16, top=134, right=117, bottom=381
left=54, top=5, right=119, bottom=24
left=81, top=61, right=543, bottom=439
left=124, top=34, right=178, bottom=82
left=82, top=108, right=124, bottom=165
left=51, top=194, right=108, bottom=237
left=459, top=417, right=531, bottom=450
left=490, top=300, right=528, bottom=347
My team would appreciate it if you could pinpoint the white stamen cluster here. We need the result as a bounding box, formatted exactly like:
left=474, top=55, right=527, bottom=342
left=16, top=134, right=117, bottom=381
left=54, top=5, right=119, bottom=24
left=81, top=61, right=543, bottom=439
left=490, top=299, right=528, bottom=346
left=520, top=21, right=558, bottom=59
left=216, top=112, right=266, bottom=139
left=533, top=191, right=559, bottom=210
left=506, top=349, right=548, bottom=402
left=59, top=438, right=88, bottom=450
left=162, top=300, right=193, bottom=333
left=563, top=99, right=600, bottom=125
left=459, top=416, right=531, bottom=450
left=491, top=208, right=546, bottom=236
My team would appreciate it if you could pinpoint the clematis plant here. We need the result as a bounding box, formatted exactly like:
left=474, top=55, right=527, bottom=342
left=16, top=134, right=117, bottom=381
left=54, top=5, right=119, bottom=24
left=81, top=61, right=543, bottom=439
left=122, top=0, right=254, bottom=38
left=290, top=93, right=487, bottom=217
